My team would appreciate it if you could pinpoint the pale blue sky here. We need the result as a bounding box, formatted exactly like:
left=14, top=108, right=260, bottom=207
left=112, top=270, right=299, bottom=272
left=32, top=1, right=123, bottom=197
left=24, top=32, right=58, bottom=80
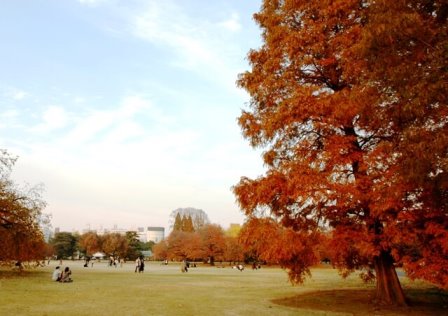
left=0, top=0, right=264, bottom=232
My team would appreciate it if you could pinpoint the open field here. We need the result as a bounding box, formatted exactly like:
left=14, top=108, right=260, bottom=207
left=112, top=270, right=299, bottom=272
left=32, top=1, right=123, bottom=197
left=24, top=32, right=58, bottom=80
left=0, top=261, right=446, bottom=316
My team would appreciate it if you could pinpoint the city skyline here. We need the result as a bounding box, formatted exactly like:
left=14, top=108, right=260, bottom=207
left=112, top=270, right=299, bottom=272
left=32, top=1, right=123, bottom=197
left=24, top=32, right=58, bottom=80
left=52, top=215, right=239, bottom=234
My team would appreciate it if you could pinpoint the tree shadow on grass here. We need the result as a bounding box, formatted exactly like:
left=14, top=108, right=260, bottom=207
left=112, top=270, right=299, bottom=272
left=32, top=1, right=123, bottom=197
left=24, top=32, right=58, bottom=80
left=272, top=289, right=448, bottom=316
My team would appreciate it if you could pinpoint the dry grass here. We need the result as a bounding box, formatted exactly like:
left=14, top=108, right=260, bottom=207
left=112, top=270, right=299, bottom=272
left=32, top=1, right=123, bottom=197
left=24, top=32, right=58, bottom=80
left=0, top=262, right=446, bottom=316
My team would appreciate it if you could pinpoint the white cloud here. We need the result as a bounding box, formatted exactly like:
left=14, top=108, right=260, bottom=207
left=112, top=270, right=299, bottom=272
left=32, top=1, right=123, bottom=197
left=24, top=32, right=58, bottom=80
left=0, top=109, right=21, bottom=129
left=4, top=87, right=28, bottom=101
left=127, top=1, right=244, bottom=89
left=63, top=95, right=150, bottom=145
left=102, top=121, right=144, bottom=144
left=219, top=13, right=241, bottom=32
left=1, top=109, right=19, bottom=119
left=132, top=2, right=214, bottom=69
left=73, top=1, right=250, bottom=92
left=43, top=106, right=68, bottom=129
left=7, top=89, right=263, bottom=231
left=12, top=90, right=28, bottom=100
left=77, top=0, right=107, bottom=6
left=120, top=95, right=150, bottom=117
left=31, top=106, right=69, bottom=132
left=74, top=96, right=85, bottom=104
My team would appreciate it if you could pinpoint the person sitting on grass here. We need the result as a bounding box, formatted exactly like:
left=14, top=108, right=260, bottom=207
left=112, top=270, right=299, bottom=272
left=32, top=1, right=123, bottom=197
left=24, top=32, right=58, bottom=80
left=60, top=267, right=73, bottom=283
left=52, top=266, right=62, bottom=281
left=233, top=264, right=244, bottom=271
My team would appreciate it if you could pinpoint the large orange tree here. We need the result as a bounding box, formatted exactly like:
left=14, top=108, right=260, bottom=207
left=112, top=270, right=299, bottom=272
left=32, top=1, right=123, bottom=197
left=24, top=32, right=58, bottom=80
left=234, top=0, right=447, bottom=305
left=199, top=224, right=226, bottom=265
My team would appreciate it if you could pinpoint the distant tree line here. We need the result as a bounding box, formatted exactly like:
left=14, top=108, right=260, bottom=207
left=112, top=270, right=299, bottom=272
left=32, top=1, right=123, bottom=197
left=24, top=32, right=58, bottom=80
left=49, top=231, right=154, bottom=261
left=153, top=223, right=244, bottom=265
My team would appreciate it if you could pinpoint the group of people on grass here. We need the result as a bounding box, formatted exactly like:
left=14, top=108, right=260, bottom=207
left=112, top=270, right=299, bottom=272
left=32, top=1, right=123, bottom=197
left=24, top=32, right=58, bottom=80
left=51, top=258, right=251, bottom=281
left=108, top=255, right=125, bottom=268
left=52, top=266, right=73, bottom=283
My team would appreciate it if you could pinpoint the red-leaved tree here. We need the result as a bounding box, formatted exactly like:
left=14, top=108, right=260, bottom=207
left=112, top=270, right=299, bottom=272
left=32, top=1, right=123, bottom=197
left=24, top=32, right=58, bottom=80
left=234, top=0, right=447, bottom=306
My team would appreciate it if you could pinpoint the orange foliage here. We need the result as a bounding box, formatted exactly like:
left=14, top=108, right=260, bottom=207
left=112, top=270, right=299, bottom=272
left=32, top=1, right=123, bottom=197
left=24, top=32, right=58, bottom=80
left=162, top=224, right=228, bottom=264
left=239, top=217, right=321, bottom=283
left=183, top=231, right=204, bottom=260
left=198, top=224, right=226, bottom=265
left=166, top=230, right=193, bottom=260
left=78, top=232, right=102, bottom=256
left=224, top=236, right=244, bottom=263
left=234, top=0, right=447, bottom=305
left=152, top=239, right=169, bottom=260
left=101, top=233, right=128, bottom=257
left=0, top=151, right=47, bottom=264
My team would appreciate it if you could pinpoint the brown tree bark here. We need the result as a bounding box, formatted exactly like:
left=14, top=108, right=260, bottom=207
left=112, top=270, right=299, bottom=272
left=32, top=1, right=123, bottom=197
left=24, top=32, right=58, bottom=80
left=374, top=251, right=407, bottom=306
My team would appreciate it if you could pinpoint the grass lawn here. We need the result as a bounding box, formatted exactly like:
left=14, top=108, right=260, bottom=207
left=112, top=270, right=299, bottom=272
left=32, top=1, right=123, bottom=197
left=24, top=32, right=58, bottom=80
left=0, top=261, right=446, bottom=316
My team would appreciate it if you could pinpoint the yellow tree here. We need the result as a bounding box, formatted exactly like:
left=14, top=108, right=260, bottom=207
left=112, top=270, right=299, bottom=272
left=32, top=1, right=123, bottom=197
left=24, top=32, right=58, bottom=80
left=234, top=0, right=447, bottom=306
left=225, top=223, right=241, bottom=238
left=78, top=232, right=102, bottom=256
left=101, top=233, right=128, bottom=258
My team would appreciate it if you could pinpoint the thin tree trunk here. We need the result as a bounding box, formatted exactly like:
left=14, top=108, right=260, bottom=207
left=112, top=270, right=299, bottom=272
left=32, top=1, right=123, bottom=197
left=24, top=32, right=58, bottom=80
left=374, top=250, right=407, bottom=306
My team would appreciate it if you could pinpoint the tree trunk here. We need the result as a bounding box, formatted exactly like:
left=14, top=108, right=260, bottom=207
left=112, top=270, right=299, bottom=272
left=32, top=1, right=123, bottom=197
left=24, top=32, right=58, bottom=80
left=374, top=250, right=407, bottom=306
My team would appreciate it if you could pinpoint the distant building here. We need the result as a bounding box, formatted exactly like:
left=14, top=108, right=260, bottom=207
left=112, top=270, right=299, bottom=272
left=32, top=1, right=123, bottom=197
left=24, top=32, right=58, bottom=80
left=106, top=224, right=129, bottom=235
left=146, top=226, right=165, bottom=243
left=42, top=226, right=53, bottom=242
left=137, top=226, right=165, bottom=243
left=72, top=225, right=165, bottom=242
